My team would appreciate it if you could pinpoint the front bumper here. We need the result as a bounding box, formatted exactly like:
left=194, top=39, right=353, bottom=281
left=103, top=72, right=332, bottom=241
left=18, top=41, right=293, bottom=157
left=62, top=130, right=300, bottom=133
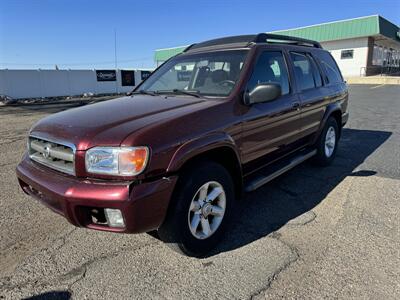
left=16, top=155, right=177, bottom=233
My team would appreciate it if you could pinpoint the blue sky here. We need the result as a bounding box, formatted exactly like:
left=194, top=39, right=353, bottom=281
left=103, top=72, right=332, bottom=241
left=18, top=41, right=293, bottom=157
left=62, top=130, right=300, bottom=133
left=1, top=0, right=399, bottom=69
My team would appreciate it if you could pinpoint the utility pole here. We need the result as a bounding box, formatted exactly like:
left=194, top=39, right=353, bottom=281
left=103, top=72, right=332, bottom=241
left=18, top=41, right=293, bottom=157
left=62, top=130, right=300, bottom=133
left=114, top=28, right=118, bottom=94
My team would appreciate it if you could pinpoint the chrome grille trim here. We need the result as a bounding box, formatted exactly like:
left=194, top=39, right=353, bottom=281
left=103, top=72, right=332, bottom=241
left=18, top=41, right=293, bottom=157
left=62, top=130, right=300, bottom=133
left=28, top=135, right=76, bottom=175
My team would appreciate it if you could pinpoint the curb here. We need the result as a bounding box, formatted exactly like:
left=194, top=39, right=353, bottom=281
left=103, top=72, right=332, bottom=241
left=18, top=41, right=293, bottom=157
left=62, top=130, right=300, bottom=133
left=345, top=77, right=400, bottom=85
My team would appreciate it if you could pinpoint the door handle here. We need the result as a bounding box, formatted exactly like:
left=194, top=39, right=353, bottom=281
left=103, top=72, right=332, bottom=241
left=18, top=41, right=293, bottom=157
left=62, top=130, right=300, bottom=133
left=292, top=102, right=300, bottom=111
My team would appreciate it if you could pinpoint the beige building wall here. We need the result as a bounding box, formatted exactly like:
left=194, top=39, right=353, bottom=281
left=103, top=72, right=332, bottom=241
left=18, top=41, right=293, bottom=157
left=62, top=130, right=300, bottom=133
left=321, top=37, right=369, bottom=77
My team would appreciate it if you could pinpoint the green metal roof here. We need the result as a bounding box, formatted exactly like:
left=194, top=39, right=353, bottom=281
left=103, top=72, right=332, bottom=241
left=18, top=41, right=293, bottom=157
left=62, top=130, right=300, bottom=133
left=271, top=15, right=399, bottom=42
left=155, top=15, right=399, bottom=62
left=154, top=46, right=187, bottom=62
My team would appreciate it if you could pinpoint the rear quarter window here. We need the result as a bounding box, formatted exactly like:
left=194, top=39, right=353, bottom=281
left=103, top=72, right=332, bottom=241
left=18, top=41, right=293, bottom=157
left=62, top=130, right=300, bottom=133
left=315, top=51, right=343, bottom=84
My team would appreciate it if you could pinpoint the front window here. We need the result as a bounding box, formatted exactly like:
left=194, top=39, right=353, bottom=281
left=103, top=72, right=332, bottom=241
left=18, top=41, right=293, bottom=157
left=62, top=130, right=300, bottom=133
left=247, top=51, right=290, bottom=95
left=139, top=50, right=248, bottom=97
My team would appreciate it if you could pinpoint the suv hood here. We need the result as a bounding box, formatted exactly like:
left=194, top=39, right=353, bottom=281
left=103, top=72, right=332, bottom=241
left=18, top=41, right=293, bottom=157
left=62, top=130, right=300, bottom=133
left=31, top=95, right=207, bottom=150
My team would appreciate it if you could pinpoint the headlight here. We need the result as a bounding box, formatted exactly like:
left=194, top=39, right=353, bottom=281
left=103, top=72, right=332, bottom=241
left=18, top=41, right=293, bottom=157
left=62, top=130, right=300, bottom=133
left=85, top=147, right=149, bottom=176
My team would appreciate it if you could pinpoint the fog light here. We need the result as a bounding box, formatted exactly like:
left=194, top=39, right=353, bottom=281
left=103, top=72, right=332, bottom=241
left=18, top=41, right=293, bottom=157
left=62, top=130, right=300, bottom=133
left=104, top=208, right=125, bottom=228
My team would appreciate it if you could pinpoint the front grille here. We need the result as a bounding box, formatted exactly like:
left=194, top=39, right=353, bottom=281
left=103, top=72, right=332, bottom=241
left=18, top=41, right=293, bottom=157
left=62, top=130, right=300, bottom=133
left=28, top=136, right=75, bottom=175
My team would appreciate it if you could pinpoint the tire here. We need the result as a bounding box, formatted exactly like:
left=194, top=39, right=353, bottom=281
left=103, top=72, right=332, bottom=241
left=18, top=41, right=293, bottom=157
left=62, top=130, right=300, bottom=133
left=157, top=161, right=235, bottom=257
left=313, top=116, right=339, bottom=166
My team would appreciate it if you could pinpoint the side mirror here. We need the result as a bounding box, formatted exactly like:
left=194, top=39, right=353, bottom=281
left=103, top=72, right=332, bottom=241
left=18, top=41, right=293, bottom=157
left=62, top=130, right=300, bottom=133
left=244, top=83, right=281, bottom=105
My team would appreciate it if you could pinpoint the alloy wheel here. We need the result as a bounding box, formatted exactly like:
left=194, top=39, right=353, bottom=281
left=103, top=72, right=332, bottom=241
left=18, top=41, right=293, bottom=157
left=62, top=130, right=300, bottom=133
left=187, top=181, right=226, bottom=240
left=324, top=126, right=336, bottom=157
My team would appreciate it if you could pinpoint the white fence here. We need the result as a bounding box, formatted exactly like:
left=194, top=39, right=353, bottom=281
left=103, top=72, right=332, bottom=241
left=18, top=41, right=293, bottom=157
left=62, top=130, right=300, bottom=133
left=0, top=69, right=152, bottom=99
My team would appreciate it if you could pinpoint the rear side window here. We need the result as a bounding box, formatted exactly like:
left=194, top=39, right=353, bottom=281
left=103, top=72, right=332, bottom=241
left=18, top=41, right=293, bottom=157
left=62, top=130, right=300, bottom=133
left=247, top=51, right=290, bottom=95
left=290, top=52, right=316, bottom=91
left=308, top=55, right=323, bottom=87
left=316, top=51, right=343, bottom=84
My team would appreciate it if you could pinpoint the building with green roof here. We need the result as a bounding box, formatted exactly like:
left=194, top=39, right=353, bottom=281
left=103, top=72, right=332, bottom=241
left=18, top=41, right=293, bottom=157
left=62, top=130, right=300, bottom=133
left=154, top=15, right=400, bottom=77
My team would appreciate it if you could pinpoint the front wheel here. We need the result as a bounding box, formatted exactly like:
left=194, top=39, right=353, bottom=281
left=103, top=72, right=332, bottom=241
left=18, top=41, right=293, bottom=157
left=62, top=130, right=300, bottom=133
left=157, top=161, right=235, bottom=257
left=313, top=116, right=339, bottom=166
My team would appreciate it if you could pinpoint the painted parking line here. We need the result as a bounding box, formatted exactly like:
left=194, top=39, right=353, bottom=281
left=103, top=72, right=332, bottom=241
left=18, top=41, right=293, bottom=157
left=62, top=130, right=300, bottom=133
left=370, top=84, right=386, bottom=89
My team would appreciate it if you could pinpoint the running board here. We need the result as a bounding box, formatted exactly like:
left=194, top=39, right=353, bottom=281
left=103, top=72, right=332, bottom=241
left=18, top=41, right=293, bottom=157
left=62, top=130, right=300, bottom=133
left=245, top=149, right=317, bottom=192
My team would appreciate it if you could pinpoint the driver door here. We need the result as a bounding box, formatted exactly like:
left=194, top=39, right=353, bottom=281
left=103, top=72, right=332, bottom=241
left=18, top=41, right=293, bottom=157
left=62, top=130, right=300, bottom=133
left=240, top=50, right=302, bottom=170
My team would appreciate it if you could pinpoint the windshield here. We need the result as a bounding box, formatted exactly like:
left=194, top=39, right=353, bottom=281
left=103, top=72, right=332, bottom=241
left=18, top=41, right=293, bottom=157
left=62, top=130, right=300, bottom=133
left=138, top=50, right=248, bottom=97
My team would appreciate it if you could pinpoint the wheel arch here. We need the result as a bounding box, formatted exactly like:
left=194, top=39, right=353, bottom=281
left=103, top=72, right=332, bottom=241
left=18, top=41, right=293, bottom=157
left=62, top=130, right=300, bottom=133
left=167, top=132, right=243, bottom=200
left=330, top=110, right=342, bottom=134
left=312, top=103, right=342, bottom=144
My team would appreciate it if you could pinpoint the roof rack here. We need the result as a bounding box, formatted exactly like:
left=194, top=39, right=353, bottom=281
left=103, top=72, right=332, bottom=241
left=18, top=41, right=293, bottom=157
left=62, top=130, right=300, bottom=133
left=255, top=33, right=322, bottom=48
left=184, top=33, right=322, bottom=53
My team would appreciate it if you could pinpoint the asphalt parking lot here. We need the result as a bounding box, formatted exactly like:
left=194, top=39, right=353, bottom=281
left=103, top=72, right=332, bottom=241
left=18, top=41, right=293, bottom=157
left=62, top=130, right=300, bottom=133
left=0, top=84, right=399, bottom=299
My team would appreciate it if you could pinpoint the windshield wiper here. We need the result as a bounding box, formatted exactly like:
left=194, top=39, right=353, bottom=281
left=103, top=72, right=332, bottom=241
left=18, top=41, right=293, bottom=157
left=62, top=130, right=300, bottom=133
left=130, top=90, right=157, bottom=96
left=172, top=89, right=201, bottom=98
left=156, top=89, right=201, bottom=98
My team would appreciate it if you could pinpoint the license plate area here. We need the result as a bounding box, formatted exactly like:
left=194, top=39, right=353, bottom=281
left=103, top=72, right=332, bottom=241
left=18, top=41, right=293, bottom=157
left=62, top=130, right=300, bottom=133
left=19, top=179, right=63, bottom=213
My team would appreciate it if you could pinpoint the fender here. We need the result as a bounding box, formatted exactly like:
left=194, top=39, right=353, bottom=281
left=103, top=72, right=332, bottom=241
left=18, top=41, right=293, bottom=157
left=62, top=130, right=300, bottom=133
left=311, top=102, right=342, bottom=144
left=167, top=132, right=242, bottom=174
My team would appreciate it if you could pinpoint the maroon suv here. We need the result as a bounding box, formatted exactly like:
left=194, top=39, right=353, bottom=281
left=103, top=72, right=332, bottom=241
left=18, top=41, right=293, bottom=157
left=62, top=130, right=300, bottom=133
left=17, top=34, right=348, bottom=256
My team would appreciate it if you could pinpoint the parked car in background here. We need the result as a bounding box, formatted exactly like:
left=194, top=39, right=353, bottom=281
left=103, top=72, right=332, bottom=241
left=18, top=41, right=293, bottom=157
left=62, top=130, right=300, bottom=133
left=17, top=33, right=348, bottom=257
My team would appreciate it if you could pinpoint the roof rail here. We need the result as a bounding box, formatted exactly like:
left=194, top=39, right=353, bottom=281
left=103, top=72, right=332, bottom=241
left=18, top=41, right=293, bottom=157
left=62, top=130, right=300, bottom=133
left=183, top=44, right=195, bottom=52
left=255, top=33, right=322, bottom=48
left=184, top=35, right=259, bottom=52
left=183, top=33, right=322, bottom=53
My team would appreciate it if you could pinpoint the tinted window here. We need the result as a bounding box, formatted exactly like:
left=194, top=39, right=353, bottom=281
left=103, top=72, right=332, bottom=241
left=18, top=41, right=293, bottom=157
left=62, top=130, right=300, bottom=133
left=247, top=51, right=290, bottom=95
left=308, top=55, right=323, bottom=87
left=316, top=51, right=343, bottom=84
left=290, top=52, right=315, bottom=90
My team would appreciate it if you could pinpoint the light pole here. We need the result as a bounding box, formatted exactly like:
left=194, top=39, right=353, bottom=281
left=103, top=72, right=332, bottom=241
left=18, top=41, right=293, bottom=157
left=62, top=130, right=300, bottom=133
left=114, top=28, right=118, bottom=94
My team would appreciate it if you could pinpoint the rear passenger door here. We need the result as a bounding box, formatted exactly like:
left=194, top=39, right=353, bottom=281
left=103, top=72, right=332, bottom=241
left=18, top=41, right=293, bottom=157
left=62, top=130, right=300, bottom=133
left=289, top=52, right=328, bottom=138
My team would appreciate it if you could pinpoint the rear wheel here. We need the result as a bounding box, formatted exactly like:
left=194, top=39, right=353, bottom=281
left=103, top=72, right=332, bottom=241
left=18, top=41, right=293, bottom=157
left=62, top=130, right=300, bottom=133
left=313, top=116, right=339, bottom=166
left=157, top=161, right=235, bottom=257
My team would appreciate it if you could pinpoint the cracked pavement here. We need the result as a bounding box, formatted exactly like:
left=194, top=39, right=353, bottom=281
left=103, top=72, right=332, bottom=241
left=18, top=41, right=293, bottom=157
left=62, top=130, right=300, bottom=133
left=0, top=85, right=399, bottom=299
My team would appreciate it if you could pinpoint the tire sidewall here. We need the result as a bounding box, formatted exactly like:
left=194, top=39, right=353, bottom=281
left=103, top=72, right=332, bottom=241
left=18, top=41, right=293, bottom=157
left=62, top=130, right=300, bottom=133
left=165, top=162, right=235, bottom=257
left=316, top=117, right=339, bottom=165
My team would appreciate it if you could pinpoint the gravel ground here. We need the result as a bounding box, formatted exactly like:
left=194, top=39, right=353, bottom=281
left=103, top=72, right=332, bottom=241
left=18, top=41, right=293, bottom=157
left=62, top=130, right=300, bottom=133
left=0, top=85, right=399, bottom=299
